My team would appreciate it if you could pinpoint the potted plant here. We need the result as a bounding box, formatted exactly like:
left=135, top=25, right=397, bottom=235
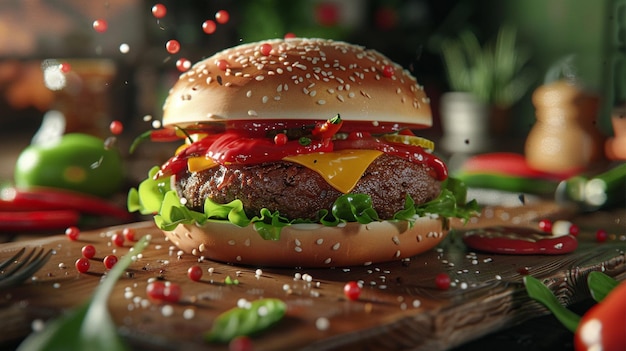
left=439, top=25, right=535, bottom=153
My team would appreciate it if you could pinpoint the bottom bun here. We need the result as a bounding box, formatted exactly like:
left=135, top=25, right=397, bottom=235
left=162, top=217, right=447, bottom=267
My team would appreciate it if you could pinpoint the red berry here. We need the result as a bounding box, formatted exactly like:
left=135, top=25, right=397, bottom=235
left=75, top=257, right=90, bottom=273
left=187, top=265, right=203, bottom=281
left=569, top=224, right=579, bottom=236
left=435, top=273, right=451, bottom=290
left=202, top=20, right=217, bottom=34
left=151, top=4, right=167, bottom=19
left=215, top=10, right=230, bottom=24
left=596, top=229, right=608, bottom=243
left=103, top=255, right=118, bottom=269
left=229, top=335, right=254, bottom=351
left=109, top=120, right=123, bottom=135
left=284, top=32, right=296, bottom=39
left=176, top=58, right=191, bottom=72
left=216, top=59, right=229, bottom=71
left=343, top=281, right=361, bottom=301
left=538, top=219, right=552, bottom=233
left=163, top=282, right=181, bottom=303
left=146, top=281, right=166, bottom=300
left=165, top=39, right=180, bottom=54
left=122, top=227, right=136, bottom=242
left=59, top=62, right=71, bottom=73
left=273, top=133, right=288, bottom=145
left=112, top=233, right=125, bottom=247
left=81, top=245, right=96, bottom=259
left=65, top=226, right=80, bottom=241
left=92, top=19, right=108, bottom=33
left=382, top=65, right=394, bottom=78
left=259, top=43, right=273, bottom=56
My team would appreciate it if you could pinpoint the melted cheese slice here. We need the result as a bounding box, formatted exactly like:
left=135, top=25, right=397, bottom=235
left=187, top=149, right=383, bottom=194
left=188, top=156, right=218, bottom=173
left=284, top=149, right=383, bottom=193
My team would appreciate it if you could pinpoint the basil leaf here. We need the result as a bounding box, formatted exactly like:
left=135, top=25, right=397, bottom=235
left=523, top=275, right=580, bottom=332
left=205, top=298, right=287, bottom=343
left=587, top=271, right=619, bottom=303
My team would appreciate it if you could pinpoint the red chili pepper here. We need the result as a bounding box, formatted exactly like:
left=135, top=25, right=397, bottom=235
left=312, top=114, right=343, bottom=139
left=462, top=226, right=578, bottom=255
left=0, top=186, right=132, bottom=221
left=0, top=210, right=80, bottom=231
left=575, top=281, right=626, bottom=351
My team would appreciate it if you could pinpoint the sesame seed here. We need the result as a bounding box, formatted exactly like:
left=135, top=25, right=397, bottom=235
left=324, top=258, right=332, bottom=264
left=262, top=96, right=269, bottom=103
left=332, top=242, right=340, bottom=250
left=294, top=246, right=302, bottom=252
left=316, top=238, right=324, bottom=245
left=248, top=110, right=258, bottom=116
left=317, top=99, right=326, bottom=105
left=256, top=75, right=265, bottom=81
left=246, top=90, right=252, bottom=98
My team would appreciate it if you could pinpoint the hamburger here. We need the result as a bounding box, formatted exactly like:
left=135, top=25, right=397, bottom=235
left=129, top=38, right=476, bottom=267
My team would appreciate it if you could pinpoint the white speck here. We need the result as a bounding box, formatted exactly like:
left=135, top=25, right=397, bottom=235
left=228, top=240, right=236, bottom=246
left=317, top=100, right=326, bottom=105
left=119, top=43, right=130, bottom=54
left=495, top=274, right=502, bottom=280
left=58, top=262, right=66, bottom=269
left=412, top=299, right=421, bottom=308
left=282, top=284, right=290, bottom=291
left=294, top=272, right=302, bottom=280
left=332, top=242, right=341, bottom=250
left=53, top=283, right=61, bottom=289
left=316, top=238, right=324, bottom=245
left=208, top=267, right=214, bottom=274
left=294, top=246, right=303, bottom=252
left=255, top=269, right=263, bottom=276
left=258, top=306, right=269, bottom=317
left=161, top=305, right=174, bottom=317
left=31, top=319, right=45, bottom=332
left=315, top=317, right=330, bottom=331
left=255, top=75, right=265, bottom=81
left=152, top=120, right=162, bottom=129
left=248, top=110, right=258, bottom=116
left=237, top=298, right=251, bottom=309
left=183, top=308, right=195, bottom=320
left=324, top=258, right=332, bottom=264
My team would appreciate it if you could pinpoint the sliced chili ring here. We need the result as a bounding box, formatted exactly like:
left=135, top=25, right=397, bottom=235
left=462, top=226, right=578, bottom=255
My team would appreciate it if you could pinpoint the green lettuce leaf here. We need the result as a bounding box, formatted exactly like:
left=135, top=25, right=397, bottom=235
left=128, top=166, right=479, bottom=239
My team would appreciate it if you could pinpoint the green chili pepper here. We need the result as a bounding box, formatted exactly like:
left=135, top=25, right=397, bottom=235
left=205, top=298, right=287, bottom=343
left=299, top=137, right=312, bottom=146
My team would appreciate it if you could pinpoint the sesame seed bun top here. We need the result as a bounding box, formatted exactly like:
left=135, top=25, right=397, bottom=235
left=162, top=38, right=432, bottom=129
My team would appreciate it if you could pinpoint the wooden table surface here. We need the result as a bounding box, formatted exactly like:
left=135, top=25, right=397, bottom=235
left=1, top=201, right=625, bottom=350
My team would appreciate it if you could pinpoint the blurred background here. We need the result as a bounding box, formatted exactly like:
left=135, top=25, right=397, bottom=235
left=0, top=0, right=624, bottom=183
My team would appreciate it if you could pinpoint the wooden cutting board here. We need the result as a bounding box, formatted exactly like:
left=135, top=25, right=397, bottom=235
left=1, top=202, right=625, bottom=350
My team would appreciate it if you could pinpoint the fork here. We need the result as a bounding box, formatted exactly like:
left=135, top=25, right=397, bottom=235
left=0, top=247, right=53, bottom=289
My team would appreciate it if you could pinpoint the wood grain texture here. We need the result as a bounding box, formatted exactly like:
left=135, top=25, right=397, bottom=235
left=0, top=202, right=624, bottom=350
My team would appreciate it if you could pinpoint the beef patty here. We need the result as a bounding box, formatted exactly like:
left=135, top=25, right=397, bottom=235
left=174, top=154, right=441, bottom=221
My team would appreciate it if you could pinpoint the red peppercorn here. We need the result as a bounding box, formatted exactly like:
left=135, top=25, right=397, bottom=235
left=538, top=219, right=553, bottom=233
left=215, top=10, right=230, bottom=24
left=435, top=272, right=451, bottom=290
left=382, top=65, right=394, bottom=78
left=596, top=229, right=608, bottom=243
left=112, top=233, right=125, bottom=247
left=216, top=59, right=229, bottom=71
left=151, top=4, right=167, bottom=19
left=103, top=255, right=118, bottom=269
left=202, top=20, right=217, bottom=34
left=343, top=281, right=361, bottom=301
left=122, top=227, right=136, bottom=242
left=259, top=43, right=272, bottom=56
left=75, top=257, right=90, bottom=273
left=163, top=282, right=181, bottom=303
left=81, top=244, right=96, bottom=259
left=146, top=281, right=166, bottom=301
left=187, top=265, right=203, bottom=281
left=229, top=335, right=254, bottom=351
left=65, top=226, right=80, bottom=241
left=109, top=120, right=123, bottom=135
left=273, top=133, right=288, bottom=145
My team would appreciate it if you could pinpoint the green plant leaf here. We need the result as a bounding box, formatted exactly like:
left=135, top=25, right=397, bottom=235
left=587, top=271, right=619, bottom=303
left=18, top=236, right=151, bottom=351
left=523, top=275, right=580, bottom=333
left=205, top=298, right=287, bottom=343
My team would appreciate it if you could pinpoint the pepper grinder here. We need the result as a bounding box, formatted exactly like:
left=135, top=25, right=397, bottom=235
left=525, top=80, right=605, bottom=174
